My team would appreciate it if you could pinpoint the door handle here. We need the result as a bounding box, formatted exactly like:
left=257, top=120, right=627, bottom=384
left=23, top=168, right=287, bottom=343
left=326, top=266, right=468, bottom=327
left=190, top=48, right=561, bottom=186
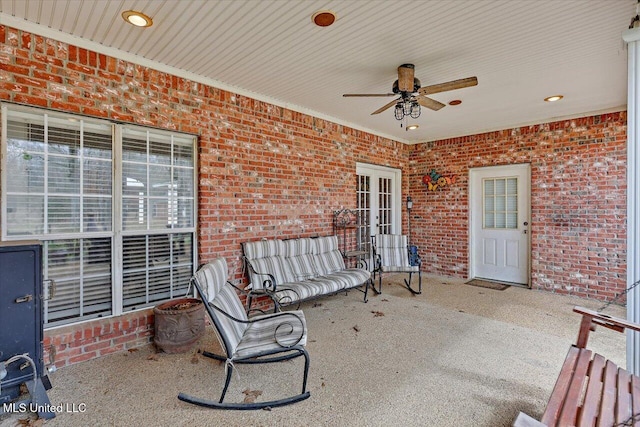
left=15, top=294, right=33, bottom=303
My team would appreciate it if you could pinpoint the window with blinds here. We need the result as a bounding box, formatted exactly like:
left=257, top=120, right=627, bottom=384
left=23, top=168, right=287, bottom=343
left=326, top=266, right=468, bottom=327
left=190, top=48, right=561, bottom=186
left=1, top=105, right=197, bottom=327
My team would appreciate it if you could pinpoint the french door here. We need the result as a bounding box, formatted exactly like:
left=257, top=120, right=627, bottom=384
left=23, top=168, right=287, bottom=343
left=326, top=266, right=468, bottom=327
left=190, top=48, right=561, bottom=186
left=355, top=163, right=402, bottom=268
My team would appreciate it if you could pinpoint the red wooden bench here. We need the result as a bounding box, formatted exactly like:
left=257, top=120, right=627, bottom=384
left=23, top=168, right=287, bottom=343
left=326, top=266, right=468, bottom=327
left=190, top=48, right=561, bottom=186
left=514, top=306, right=640, bottom=427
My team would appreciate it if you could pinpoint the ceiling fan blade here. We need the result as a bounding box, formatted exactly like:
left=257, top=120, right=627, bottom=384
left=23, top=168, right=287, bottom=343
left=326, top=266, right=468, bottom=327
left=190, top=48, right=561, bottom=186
left=418, top=76, right=478, bottom=96
left=343, top=93, right=396, bottom=97
left=371, top=98, right=400, bottom=115
left=397, top=64, right=415, bottom=92
left=416, top=95, right=446, bottom=111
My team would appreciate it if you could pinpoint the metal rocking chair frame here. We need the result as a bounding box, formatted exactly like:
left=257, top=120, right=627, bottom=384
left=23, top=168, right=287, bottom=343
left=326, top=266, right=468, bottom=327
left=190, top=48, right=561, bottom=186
left=371, top=234, right=422, bottom=295
left=177, top=259, right=311, bottom=410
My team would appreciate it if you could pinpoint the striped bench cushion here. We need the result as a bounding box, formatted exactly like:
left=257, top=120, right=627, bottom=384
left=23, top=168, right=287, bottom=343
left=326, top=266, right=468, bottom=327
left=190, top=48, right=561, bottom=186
left=243, top=239, right=285, bottom=259
left=285, top=238, right=320, bottom=281
left=321, top=269, right=371, bottom=288
left=274, top=279, right=345, bottom=304
left=313, top=235, right=345, bottom=275
left=247, top=256, right=295, bottom=290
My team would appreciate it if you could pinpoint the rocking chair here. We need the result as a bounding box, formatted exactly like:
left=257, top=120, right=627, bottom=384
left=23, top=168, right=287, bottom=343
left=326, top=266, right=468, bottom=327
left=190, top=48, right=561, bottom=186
left=177, top=258, right=311, bottom=410
left=371, top=234, right=422, bottom=295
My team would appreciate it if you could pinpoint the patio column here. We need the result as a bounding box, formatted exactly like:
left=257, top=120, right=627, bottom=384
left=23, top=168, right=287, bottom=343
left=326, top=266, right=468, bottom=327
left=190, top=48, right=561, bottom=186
left=623, top=25, right=640, bottom=376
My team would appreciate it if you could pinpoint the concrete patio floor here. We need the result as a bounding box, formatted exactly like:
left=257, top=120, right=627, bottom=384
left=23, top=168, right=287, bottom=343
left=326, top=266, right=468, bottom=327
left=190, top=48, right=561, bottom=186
left=1, top=274, right=628, bottom=427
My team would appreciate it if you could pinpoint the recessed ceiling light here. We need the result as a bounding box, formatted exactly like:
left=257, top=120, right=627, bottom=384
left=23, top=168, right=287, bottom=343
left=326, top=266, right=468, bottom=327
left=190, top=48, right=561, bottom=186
left=407, top=124, right=419, bottom=131
left=449, top=100, right=462, bottom=106
left=311, top=10, right=337, bottom=27
left=122, top=10, right=153, bottom=27
left=544, top=95, right=563, bottom=102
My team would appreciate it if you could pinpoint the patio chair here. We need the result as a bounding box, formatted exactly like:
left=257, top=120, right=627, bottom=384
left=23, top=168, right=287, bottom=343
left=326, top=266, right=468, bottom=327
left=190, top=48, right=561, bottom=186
left=371, top=234, right=422, bottom=295
left=177, top=258, right=310, bottom=410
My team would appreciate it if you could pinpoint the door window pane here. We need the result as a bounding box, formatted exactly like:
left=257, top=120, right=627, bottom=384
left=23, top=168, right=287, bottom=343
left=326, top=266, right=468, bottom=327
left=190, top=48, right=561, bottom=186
left=356, top=175, right=370, bottom=254
left=378, top=177, right=392, bottom=234
left=483, top=177, right=518, bottom=229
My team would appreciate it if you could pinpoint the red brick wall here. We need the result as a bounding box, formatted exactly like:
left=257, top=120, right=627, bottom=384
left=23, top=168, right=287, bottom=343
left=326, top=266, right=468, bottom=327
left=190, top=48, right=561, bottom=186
left=42, top=310, right=154, bottom=368
left=408, top=113, right=627, bottom=300
left=0, top=25, right=629, bottom=367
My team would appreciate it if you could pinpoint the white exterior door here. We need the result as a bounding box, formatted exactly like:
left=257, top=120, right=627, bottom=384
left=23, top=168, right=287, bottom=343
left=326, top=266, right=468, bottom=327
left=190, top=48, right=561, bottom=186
left=355, top=163, right=401, bottom=265
left=469, top=164, right=530, bottom=285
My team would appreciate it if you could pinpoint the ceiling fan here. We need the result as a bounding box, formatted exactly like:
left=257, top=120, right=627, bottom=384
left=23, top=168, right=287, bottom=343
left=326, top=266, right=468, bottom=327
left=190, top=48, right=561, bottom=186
left=343, top=64, right=478, bottom=120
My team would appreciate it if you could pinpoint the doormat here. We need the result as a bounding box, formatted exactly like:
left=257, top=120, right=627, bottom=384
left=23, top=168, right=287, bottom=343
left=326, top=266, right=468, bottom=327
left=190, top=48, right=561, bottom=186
left=465, top=279, right=510, bottom=291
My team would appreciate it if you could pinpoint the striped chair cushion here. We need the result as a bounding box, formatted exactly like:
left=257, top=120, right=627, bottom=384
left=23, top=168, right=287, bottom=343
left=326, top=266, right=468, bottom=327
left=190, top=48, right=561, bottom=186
left=234, top=310, right=307, bottom=358
left=313, top=235, right=345, bottom=275
left=247, top=256, right=295, bottom=291
left=375, top=234, right=410, bottom=268
left=380, top=265, right=419, bottom=273
left=194, top=259, right=247, bottom=354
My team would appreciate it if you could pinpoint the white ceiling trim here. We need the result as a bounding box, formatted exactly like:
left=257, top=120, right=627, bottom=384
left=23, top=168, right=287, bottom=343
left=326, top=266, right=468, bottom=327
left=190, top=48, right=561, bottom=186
left=0, top=13, right=407, bottom=144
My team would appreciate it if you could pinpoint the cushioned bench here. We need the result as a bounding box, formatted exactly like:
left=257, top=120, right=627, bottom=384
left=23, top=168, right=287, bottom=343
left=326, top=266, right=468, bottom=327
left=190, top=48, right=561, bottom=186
left=242, top=235, right=371, bottom=311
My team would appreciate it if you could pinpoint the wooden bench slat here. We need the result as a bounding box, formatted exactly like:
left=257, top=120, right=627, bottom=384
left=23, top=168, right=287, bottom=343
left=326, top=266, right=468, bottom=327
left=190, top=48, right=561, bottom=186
left=631, top=375, right=640, bottom=427
left=558, top=348, right=593, bottom=426
left=577, top=353, right=606, bottom=427
left=597, top=360, right=618, bottom=427
left=617, top=368, right=633, bottom=426
left=542, top=346, right=583, bottom=426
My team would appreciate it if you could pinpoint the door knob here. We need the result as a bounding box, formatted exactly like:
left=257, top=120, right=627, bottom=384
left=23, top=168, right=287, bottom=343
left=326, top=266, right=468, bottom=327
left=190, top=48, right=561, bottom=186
left=523, top=222, right=529, bottom=226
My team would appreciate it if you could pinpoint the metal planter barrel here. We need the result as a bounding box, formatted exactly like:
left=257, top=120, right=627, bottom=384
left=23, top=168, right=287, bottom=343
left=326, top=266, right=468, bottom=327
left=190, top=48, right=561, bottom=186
left=153, top=297, right=205, bottom=354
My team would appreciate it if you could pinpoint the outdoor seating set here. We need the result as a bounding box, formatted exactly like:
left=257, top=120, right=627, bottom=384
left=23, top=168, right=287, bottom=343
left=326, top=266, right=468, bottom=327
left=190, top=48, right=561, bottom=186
left=177, top=233, right=421, bottom=409
left=175, top=232, right=640, bottom=420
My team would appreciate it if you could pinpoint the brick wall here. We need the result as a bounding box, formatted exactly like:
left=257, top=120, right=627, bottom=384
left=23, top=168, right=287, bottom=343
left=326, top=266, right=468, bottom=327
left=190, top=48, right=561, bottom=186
left=0, top=24, right=629, bottom=368
left=42, top=310, right=154, bottom=368
left=0, top=25, right=407, bottom=367
left=408, top=113, right=627, bottom=300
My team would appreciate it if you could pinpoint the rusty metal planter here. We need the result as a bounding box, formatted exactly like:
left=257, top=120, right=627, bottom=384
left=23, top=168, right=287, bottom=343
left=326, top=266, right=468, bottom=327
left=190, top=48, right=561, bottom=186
left=153, top=298, right=205, bottom=354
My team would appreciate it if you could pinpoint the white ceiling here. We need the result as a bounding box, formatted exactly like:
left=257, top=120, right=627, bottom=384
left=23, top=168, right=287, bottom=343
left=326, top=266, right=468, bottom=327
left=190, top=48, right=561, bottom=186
left=0, top=0, right=634, bottom=143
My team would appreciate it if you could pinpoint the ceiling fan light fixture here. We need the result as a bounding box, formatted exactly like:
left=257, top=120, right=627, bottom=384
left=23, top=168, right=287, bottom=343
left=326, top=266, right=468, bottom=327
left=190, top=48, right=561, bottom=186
left=410, top=101, right=421, bottom=119
left=122, top=10, right=153, bottom=27
left=395, top=103, right=404, bottom=120
left=403, top=101, right=412, bottom=116
left=311, top=10, right=337, bottom=27
left=544, top=95, right=563, bottom=102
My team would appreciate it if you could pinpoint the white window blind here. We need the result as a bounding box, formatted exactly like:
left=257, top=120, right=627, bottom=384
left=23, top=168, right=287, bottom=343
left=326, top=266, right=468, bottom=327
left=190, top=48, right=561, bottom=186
left=120, top=128, right=195, bottom=311
left=1, top=105, right=197, bottom=326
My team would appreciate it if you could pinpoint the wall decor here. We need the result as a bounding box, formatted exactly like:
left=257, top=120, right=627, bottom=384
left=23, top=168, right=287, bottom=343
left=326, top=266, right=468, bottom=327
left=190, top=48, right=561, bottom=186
left=422, top=169, right=457, bottom=191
